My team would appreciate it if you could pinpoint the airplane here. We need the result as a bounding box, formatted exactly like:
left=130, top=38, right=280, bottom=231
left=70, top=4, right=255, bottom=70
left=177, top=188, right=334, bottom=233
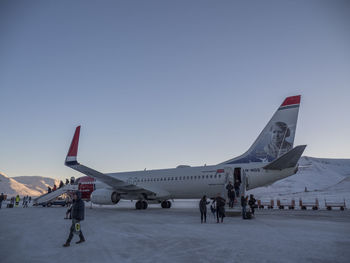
left=65, top=95, right=306, bottom=209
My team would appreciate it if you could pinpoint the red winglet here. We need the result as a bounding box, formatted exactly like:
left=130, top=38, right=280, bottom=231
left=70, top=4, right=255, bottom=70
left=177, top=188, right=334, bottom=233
left=281, top=95, right=301, bottom=107
left=67, top=126, right=81, bottom=157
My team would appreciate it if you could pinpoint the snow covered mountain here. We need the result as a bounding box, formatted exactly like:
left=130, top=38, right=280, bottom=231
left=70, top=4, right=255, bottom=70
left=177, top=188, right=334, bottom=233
left=13, top=176, right=60, bottom=195
left=0, top=173, right=60, bottom=197
left=249, top=156, right=350, bottom=204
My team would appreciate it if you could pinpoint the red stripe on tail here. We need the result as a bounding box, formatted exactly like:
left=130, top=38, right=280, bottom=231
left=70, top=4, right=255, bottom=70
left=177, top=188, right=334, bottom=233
left=281, top=95, right=301, bottom=107
left=67, top=126, right=81, bottom=157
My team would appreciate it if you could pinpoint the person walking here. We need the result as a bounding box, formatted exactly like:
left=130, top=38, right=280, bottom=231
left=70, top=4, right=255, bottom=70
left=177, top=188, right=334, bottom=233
left=0, top=193, right=4, bottom=209
left=226, top=182, right=234, bottom=208
left=214, top=194, right=226, bottom=223
left=210, top=200, right=216, bottom=219
left=241, top=194, right=248, bottom=219
left=63, top=191, right=85, bottom=247
left=199, top=195, right=210, bottom=223
left=15, top=195, right=20, bottom=207
left=10, top=197, right=15, bottom=208
left=234, top=180, right=240, bottom=198
left=248, top=194, right=256, bottom=216
left=23, top=196, right=29, bottom=208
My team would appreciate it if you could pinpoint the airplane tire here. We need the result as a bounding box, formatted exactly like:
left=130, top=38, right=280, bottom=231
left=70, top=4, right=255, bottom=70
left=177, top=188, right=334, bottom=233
left=135, top=201, right=142, bottom=210
left=161, top=201, right=167, bottom=209
left=142, top=201, right=148, bottom=210
left=166, top=201, right=171, bottom=208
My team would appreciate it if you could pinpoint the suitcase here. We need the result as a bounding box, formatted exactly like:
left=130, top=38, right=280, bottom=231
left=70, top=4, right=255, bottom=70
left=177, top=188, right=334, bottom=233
left=245, top=211, right=252, bottom=219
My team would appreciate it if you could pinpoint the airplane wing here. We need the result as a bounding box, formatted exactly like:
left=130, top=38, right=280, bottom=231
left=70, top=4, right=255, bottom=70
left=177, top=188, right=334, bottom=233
left=65, top=126, right=170, bottom=199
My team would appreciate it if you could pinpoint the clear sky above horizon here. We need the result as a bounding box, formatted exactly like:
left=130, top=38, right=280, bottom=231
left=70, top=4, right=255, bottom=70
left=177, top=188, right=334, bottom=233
left=1, top=0, right=349, bottom=181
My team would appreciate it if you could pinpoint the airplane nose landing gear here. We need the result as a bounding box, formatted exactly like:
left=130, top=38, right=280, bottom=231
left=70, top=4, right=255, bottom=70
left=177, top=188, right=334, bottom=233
left=135, top=200, right=148, bottom=210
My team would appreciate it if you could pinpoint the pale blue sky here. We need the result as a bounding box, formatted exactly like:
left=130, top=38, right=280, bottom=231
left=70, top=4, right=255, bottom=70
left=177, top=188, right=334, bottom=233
left=0, top=0, right=349, bottom=181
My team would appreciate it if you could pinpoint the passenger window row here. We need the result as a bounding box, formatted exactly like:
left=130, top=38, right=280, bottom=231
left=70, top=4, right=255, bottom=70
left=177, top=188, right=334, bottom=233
left=133, top=174, right=222, bottom=183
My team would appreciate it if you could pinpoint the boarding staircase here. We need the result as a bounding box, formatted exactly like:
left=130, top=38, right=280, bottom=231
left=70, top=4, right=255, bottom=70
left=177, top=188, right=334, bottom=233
left=33, top=184, right=78, bottom=205
left=223, top=167, right=246, bottom=215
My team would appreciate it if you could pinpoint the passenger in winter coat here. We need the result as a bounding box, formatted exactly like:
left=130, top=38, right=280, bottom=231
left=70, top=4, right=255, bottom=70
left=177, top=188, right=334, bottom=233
left=63, top=191, right=85, bottom=247
left=234, top=180, right=240, bottom=197
left=0, top=193, right=4, bottom=209
left=53, top=185, right=57, bottom=191
left=199, top=195, right=210, bottom=223
left=214, top=194, right=226, bottom=223
left=248, top=194, right=256, bottom=215
left=226, top=182, right=235, bottom=208
left=241, top=195, right=248, bottom=219
left=65, top=179, right=69, bottom=185
left=59, top=181, right=64, bottom=188
left=48, top=186, right=52, bottom=193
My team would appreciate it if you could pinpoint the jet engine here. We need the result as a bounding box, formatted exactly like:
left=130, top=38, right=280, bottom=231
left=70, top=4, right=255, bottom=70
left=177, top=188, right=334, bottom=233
left=90, top=189, right=121, bottom=205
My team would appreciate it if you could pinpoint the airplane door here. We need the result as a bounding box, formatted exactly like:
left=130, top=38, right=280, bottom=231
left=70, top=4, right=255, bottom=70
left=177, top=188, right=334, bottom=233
left=224, top=167, right=234, bottom=184
left=234, top=167, right=247, bottom=197
left=234, top=167, right=242, bottom=185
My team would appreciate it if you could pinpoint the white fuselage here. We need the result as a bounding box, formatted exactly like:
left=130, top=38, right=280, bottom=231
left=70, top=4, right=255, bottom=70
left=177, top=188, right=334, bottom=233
left=96, top=163, right=297, bottom=200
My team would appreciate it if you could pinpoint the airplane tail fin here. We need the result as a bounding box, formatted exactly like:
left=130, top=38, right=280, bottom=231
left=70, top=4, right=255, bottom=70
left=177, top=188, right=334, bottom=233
left=65, top=125, right=81, bottom=165
left=221, top=95, right=301, bottom=164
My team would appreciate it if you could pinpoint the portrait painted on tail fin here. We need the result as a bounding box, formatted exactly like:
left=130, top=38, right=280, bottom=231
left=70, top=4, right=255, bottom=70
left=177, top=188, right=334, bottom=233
left=223, top=95, right=300, bottom=164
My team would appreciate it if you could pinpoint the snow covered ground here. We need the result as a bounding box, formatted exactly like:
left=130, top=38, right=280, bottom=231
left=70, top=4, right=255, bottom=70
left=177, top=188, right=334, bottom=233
left=0, top=201, right=349, bottom=263
left=249, top=157, right=350, bottom=208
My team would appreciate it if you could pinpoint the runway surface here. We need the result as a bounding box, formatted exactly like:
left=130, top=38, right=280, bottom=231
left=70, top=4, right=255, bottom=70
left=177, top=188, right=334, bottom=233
left=0, top=201, right=349, bottom=263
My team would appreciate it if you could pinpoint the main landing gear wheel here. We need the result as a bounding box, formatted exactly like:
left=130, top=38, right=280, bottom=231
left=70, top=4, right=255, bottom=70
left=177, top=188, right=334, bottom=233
left=135, top=201, right=148, bottom=210
left=161, top=201, right=171, bottom=209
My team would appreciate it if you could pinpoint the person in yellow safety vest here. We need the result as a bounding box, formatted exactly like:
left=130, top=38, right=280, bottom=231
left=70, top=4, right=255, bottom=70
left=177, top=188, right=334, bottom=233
left=15, top=195, right=20, bottom=207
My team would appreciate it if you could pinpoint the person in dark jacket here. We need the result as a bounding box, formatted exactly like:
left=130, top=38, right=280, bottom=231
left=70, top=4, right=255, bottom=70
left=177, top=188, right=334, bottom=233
left=48, top=186, right=52, bottom=193
left=248, top=194, right=256, bottom=215
left=234, top=180, right=240, bottom=197
left=199, top=195, right=210, bottom=223
left=214, top=194, right=226, bottom=223
left=0, top=193, right=4, bottom=209
left=59, top=180, right=64, bottom=188
left=241, top=194, right=248, bottom=219
left=226, top=182, right=234, bottom=208
left=65, top=179, right=69, bottom=185
left=63, top=191, right=85, bottom=247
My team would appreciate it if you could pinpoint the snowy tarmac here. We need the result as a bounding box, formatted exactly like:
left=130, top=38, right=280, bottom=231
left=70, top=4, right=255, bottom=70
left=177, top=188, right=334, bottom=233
left=1, top=201, right=349, bottom=263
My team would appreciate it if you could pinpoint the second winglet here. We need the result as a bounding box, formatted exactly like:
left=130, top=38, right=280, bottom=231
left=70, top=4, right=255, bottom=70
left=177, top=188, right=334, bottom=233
left=65, top=125, right=81, bottom=165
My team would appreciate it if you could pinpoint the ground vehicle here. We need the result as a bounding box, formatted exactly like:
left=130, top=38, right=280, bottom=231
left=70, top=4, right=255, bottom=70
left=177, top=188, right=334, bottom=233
left=38, top=199, right=67, bottom=207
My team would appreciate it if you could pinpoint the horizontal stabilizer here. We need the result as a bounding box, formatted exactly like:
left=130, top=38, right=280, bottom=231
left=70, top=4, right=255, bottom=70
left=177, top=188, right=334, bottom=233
left=263, top=145, right=307, bottom=170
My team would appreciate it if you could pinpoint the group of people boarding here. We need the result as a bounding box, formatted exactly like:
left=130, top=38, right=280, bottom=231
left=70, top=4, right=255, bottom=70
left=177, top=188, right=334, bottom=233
left=199, top=180, right=257, bottom=223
